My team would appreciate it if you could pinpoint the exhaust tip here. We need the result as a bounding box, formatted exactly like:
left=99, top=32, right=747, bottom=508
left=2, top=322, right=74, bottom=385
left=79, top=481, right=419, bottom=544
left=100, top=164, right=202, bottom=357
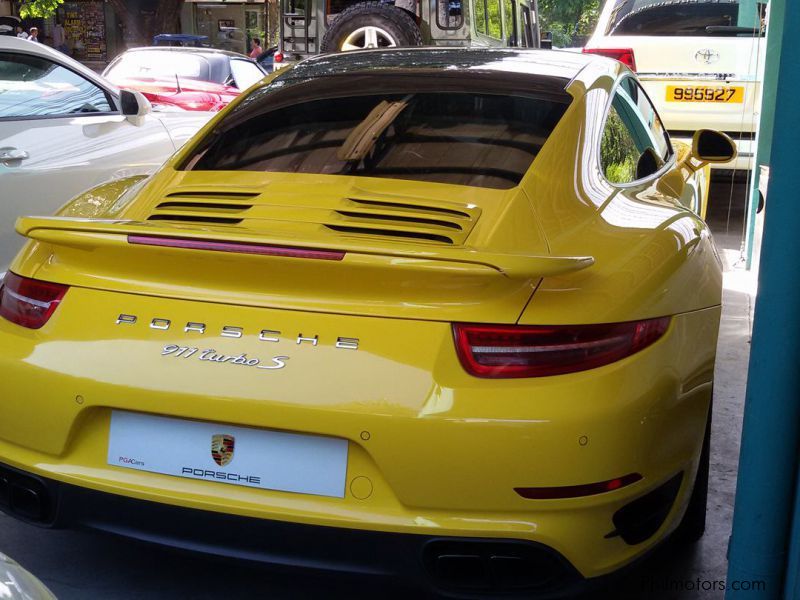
left=0, top=466, right=53, bottom=524
left=10, top=483, right=47, bottom=521
left=422, top=539, right=579, bottom=592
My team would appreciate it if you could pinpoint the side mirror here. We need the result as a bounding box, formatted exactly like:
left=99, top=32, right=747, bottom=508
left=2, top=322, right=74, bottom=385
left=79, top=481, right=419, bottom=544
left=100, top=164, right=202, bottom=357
left=692, top=129, right=737, bottom=164
left=120, top=89, right=151, bottom=124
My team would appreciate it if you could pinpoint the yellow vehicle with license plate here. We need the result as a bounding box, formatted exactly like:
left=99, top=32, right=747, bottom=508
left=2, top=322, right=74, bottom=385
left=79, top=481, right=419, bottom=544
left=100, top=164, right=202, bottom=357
left=0, top=48, right=735, bottom=596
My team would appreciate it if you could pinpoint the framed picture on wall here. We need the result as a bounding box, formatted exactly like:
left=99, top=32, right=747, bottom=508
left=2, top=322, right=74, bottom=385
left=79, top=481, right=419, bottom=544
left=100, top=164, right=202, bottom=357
left=218, top=19, right=235, bottom=30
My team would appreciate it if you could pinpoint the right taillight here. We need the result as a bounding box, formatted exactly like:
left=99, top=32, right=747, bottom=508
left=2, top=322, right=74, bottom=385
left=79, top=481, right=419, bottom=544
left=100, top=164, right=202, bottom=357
left=582, top=47, right=637, bottom=71
left=453, top=318, right=669, bottom=378
left=0, top=272, right=68, bottom=330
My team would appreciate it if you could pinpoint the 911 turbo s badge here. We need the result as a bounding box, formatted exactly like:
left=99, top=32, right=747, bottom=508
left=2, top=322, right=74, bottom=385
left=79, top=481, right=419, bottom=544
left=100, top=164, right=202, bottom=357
left=211, top=434, right=235, bottom=467
left=162, top=344, right=288, bottom=371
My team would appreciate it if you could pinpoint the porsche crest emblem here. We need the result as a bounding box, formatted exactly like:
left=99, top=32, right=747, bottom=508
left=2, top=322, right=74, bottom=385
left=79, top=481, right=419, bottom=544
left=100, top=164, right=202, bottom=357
left=211, top=434, right=235, bottom=467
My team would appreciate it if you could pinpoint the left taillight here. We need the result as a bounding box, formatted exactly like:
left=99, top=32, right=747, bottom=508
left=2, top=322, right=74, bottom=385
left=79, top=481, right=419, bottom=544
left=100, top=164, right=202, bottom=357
left=453, top=318, right=669, bottom=378
left=0, top=272, right=68, bottom=329
left=582, top=47, right=637, bottom=71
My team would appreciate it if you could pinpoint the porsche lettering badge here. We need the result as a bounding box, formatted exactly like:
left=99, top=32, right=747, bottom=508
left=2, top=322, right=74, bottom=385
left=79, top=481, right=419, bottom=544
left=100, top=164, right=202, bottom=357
left=116, top=314, right=359, bottom=350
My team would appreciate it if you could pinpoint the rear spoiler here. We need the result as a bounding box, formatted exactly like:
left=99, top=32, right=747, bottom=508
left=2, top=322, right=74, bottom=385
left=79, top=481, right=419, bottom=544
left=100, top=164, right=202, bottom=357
left=17, top=216, right=594, bottom=280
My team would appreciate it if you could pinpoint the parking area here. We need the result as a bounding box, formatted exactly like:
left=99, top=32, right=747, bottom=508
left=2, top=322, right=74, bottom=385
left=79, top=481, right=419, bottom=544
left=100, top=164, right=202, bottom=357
left=0, top=176, right=755, bottom=600
left=4, top=0, right=796, bottom=590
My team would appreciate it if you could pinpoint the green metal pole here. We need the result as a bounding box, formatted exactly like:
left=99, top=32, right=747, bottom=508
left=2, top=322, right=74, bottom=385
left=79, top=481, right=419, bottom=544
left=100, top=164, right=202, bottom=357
left=737, top=0, right=760, bottom=28
left=787, top=466, right=800, bottom=598
left=744, top=0, right=783, bottom=269
left=725, top=0, right=800, bottom=598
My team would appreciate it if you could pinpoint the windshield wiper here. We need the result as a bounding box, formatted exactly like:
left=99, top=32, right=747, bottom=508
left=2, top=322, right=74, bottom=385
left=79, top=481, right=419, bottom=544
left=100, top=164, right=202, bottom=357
left=337, top=96, right=411, bottom=163
left=706, top=25, right=761, bottom=35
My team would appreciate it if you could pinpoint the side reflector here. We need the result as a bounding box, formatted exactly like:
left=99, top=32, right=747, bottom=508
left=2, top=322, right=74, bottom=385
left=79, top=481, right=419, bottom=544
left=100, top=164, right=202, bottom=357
left=0, top=272, right=68, bottom=329
left=515, top=473, right=643, bottom=500
left=128, top=235, right=345, bottom=261
left=453, top=318, right=670, bottom=378
left=582, top=47, right=637, bottom=71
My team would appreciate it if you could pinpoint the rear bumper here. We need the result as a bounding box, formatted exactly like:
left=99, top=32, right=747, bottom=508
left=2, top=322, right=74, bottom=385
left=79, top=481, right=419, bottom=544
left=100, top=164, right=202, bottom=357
left=0, top=460, right=591, bottom=597
left=0, top=287, right=719, bottom=579
left=0, top=288, right=721, bottom=583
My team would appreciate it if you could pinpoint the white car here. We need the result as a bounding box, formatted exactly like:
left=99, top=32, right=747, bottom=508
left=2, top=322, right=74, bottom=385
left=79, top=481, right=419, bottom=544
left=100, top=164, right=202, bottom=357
left=0, top=36, right=213, bottom=269
left=584, top=0, right=763, bottom=171
left=0, top=552, right=55, bottom=600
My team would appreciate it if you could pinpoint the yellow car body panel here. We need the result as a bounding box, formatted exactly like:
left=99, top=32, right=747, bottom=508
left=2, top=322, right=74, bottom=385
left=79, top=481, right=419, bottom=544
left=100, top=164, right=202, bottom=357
left=0, top=49, right=723, bottom=591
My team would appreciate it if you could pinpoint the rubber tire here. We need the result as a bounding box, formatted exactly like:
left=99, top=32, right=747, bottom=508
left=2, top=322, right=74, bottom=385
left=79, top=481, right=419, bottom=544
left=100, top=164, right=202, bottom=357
left=674, top=404, right=711, bottom=543
left=321, top=2, right=423, bottom=53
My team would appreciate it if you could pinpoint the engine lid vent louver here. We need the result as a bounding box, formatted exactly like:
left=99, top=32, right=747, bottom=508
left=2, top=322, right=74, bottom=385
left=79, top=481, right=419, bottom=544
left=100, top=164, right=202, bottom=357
left=335, top=211, right=463, bottom=230
left=348, top=198, right=472, bottom=219
left=323, top=197, right=481, bottom=245
left=145, top=191, right=480, bottom=245
left=324, top=225, right=455, bottom=244
left=147, top=191, right=258, bottom=225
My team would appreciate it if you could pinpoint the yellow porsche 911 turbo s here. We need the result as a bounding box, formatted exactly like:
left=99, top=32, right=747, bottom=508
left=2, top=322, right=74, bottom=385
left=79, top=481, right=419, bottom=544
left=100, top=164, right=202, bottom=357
left=0, top=48, right=734, bottom=596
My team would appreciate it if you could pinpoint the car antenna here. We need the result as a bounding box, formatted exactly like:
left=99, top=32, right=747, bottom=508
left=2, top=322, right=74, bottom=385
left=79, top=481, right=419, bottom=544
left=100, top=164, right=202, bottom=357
left=175, top=73, right=183, bottom=94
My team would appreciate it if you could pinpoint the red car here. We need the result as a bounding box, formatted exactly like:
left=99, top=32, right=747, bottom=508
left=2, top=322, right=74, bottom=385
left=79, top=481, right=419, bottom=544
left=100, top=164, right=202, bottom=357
left=103, top=47, right=267, bottom=112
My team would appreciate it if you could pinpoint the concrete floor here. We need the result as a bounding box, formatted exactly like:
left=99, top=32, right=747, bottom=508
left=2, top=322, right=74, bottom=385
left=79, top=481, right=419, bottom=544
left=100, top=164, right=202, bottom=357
left=0, top=177, right=756, bottom=600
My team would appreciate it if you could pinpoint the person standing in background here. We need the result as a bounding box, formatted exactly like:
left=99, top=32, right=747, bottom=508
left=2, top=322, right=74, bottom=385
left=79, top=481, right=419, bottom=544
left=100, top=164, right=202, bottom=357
left=27, top=27, right=39, bottom=42
left=249, top=38, right=263, bottom=59
left=53, top=21, right=67, bottom=53
left=15, top=26, right=27, bottom=39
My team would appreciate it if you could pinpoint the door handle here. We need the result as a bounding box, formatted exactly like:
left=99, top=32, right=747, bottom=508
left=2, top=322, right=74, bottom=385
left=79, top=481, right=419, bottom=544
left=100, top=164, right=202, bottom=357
left=0, top=148, right=30, bottom=161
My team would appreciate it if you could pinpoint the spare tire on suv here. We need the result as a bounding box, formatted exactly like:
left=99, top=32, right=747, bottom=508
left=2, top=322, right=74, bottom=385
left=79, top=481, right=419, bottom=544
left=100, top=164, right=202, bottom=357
left=321, top=2, right=423, bottom=52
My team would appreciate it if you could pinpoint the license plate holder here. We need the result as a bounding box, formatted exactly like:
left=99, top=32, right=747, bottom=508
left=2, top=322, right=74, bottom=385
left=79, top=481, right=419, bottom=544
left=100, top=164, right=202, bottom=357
left=107, top=410, right=349, bottom=498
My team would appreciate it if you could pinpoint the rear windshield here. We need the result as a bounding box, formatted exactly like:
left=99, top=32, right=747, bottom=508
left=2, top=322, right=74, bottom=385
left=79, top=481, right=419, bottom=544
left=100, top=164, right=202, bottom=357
left=105, top=51, right=213, bottom=82
left=606, top=0, right=764, bottom=37
left=182, top=77, right=570, bottom=190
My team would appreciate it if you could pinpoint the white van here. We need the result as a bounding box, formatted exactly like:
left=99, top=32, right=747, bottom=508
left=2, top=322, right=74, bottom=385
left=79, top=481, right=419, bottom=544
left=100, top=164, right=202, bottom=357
left=584, top=0, right=765, bottom=171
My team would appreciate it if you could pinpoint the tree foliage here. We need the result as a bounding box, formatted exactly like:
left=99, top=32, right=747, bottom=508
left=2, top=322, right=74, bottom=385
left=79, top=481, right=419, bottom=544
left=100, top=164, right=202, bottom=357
left=538, top=0, right=600, bottom=47
left=19, top=0, right=64, bottom=19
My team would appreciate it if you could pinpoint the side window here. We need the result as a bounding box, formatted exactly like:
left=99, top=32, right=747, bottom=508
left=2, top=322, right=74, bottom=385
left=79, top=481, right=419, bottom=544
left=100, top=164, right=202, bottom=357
left=474, top=0, right=486, bottom=34
left=600, top=101, right=640, bottom=184
left=503, top=0, right=517, bottom=45
left=620, top=77, right=671, bottom=161
left=520, top=5, right=535, bottom=47
left=600, top=77, right=672, bottom=184
left=230, top=60, right=264, bottom=91
left=437, top=0, right=464, bottom=30
left=0, top=52, right=113, bottom=119
left=474, top=0, right=502, bottom=38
